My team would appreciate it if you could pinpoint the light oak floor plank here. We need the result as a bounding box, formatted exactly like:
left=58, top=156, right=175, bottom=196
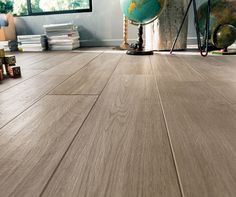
left=113, top=55, right=152, bottom=75
left=8, top=52, right=40, bottom=62
left=22, top=52, right=78, bottom=70
left=0, top=52, right=101, bottom=93
left=41, top=52, right=101, bottom=76
left=207, top=81, right=236, bottom=104
left=42, top=76, right=181, bottom=196
left=183, top=55, right=236, bottom=82
left=0, top=52, right=101, bottom=127
left=15, top=52, right=58, bottom=69
left=50, top=53, right=122, bottom=95
left=0, top=74, right=70, bottom=128
left=1, top=51, right=236, bottom=197
left=0, top=69, right=44, bottom=93
left=150, top=54, right=203, bottom=81
left=179, top=55, right=236, bottom=103
left=0, top=95, right=97, bottom=197
left=156, top=80, right=236, bottom=197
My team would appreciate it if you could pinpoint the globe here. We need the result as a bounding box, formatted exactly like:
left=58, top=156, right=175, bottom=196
left=120, top=0, right=166, bottom=55
left=120, top=0, right=166, bottom=24
left=198, top=0, right=236, bottom=49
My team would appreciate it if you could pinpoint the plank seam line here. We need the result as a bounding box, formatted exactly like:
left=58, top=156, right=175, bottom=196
left=149, top=56, right=185, bottom=197
left=0, top=53, right=102, bottom=129
left=39, top=53, right=124, bottom=197
left=48, top=93, right=100, bottom=96
left=0, top=92, right=49, bottom=130
left=0, top=53, right=78, bottom=94
left=179, top=56, right=232, bottom=105
left=0, top=70, right=46, bottom=93
left=46, top=52, right=103, bottom=94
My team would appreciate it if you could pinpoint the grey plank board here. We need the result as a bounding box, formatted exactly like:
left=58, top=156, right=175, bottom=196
left=0, top=95, right=97, bottom=197
left=16, top=53, right=52, bottom=66
left=22, top=52, right=78, bottom=70
left=157, top=81, right=236, bottom=197
left=42, top=75, right=181, bottom=197
left=183, top=55, right=236, bottom=82
left=0, top=69, right=44, bottom=93
left=0, top=74, right=70, bottom=128
left=50, top=53, right=122, bottom=95
left=150, top=54, right=203, bottom=81
left=113, top=55, right=152, bottom=75
left=208, top=81, right=236, bottom=104
left=42, top=52, right=101, bottom=76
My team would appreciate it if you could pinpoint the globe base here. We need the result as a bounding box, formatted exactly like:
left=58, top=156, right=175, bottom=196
left=126, top=24, right=153, bottom=55
left=126, top=49, right=153, bottom=55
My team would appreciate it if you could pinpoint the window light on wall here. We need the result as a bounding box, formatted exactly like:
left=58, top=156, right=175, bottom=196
left=10, top=0, right=92, bottom=16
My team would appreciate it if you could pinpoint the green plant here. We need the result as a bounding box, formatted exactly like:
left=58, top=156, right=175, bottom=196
left=0, top=0, right=13, bottom=14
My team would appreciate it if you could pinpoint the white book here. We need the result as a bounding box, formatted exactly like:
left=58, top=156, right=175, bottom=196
left=17, top=35, right=46, bottom=40
left=48, top=34, right=80, bottom=40
left=19, top=47, right=45, bottom=52
left=48, top=38, right=79, bottom=45
left=49, top=42, right=80, bottom=51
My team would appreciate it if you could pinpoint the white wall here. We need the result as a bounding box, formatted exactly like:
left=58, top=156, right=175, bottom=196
left=14, top=0, right=207, bottom=46
left=14, top=0, right=137, bottom=46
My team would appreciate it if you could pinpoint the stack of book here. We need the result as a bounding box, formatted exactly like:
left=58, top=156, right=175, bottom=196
left=0, top=40, right=18, bottom=51
left=17, top=35, right=47, bottom=52
left=44, top=23, right=80, bottom=51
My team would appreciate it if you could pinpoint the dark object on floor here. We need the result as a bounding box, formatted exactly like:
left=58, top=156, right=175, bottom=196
left=7, top=65, right=21, bottom=78
left=198, top=0, right=236, bottom=54
left=4, top=55, right=16, bottom=64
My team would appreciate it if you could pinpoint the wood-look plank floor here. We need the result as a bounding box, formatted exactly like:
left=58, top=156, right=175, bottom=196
left=0, top=95, right=97, bottom=197
left=151, top=54, right=236, bottom=197
left=50, top=53, right=122, bottom=94
left=0, top=50, right=236, bottom=197
left=42, top=77, right=181, bottom=197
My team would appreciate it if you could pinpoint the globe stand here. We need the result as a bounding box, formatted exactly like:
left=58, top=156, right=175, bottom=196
left=127, top=24, right=153, bottom=55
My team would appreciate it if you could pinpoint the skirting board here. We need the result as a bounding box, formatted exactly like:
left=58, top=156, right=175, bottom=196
left=79, top=37, right=236, bottom=48
left=80, top=39, right=137, bottom=47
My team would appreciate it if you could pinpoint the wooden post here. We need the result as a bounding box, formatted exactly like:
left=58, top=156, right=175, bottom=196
left=119, top=16, right=129, bottom=50
left=145, top=0, right=188, bottom=50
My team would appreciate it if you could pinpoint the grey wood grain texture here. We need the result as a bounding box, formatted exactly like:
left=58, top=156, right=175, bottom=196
left=22, top=52, right=78, bottom=70
left=9, top=52, right=41, bottom=62
left=0, top=51, right=100, bottom=128
left=1, top=51, right=236, bottom=197
left=207, top=81, right=236, bottom=104
left=180, top=55, right=236, bottom=103
left=150, top=54, right=203, bottom=81
left=0, top=52, right=101, bottom=93
left=0, top=74, right=70, bottom=128
left=113, top=55, right=152, bottom=75
left=0, top=69, right=44, bottom=93
left=0, top=95, right=97, bottom=197
left=15, top=52, right=58, bottom=69
left=156, top=80, right=236, bottom=197
left=42, top=75, right=181, bottom=197
left=42, top=52, right=101, bottom=76
left=183, top=55, right=236, bottom=82
left=50, top=53, right=122, bottom=95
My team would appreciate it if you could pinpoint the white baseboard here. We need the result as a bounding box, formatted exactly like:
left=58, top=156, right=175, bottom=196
left=80, top=39, right=137, bottom=47
left=79, top=37, right=236, bottom=48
